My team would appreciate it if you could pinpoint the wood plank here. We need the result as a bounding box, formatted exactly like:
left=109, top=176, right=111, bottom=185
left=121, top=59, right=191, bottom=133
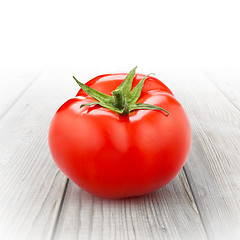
left=158, top=68, right=240, bottom=240
left=0, top=69, right=41, bottom=118
left=202, top=68, right=240, bottom=110
left=3, top=67, right=239, bottom=240
left=0, top=69, right=77, bottom=240
left=53, top=171, right=207, bottom=240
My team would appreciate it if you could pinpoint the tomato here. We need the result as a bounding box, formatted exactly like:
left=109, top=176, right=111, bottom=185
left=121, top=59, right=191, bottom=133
left=48, top=68, right=191, bottom=198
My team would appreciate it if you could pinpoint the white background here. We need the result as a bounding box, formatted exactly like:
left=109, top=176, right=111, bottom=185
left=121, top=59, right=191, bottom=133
left=0, top=0, right=239, bottom=74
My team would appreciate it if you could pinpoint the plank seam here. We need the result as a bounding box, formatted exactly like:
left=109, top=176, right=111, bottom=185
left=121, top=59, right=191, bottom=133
left=201, top=70, right=240, bottom=112
left=0, top=71, right=43, bottom=120
left=183, top=166, right=210, bottom=240
left=50, top=178, right=69, bottom=240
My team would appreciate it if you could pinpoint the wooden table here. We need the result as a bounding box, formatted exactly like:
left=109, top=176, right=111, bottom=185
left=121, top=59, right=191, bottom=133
left=0, top=68, right=240, bottom=240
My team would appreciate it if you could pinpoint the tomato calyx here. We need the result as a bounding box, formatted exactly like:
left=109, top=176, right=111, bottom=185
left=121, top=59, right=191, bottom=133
left=73, top=67, right=169, bottom=116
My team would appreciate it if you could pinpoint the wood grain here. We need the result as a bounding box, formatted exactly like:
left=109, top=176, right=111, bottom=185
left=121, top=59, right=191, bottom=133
left=0, top=70, right=76, bottom=240
left=159, top=68, right=240, bottom=240
left=1, top=68, right=240, bottom=240
left=0, top=70, right=41, bottom=118
left=202, top=68, right=240, bottom=111
left=53, top=171, right=207, bottom=240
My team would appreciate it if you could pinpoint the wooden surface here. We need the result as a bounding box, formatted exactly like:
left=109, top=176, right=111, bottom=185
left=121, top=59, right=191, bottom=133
left=0, top=68, right=239, bottom=240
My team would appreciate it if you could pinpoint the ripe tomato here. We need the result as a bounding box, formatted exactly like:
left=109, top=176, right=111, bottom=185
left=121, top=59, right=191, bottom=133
left=48, top=68, right=191, bottom=198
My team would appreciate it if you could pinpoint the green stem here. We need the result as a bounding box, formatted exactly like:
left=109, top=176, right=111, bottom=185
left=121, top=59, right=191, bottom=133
left=112, top=90, right=130, bottom=115
left=112, top=90, right=125, bottom=109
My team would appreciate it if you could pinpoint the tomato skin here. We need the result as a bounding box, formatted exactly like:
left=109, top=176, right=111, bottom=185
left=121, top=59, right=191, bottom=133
left=48, top=73, right=191, bottom=198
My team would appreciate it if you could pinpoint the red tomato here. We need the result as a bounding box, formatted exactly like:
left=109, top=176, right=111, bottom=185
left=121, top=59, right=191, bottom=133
left=48, top=71, right=191, bottom=198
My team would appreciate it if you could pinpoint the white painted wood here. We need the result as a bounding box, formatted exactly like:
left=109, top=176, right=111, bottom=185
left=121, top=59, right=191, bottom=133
left=54, top=171, right=207, bottom=240
left=1, top=67, right=240, bottom=240
left=202, top=68, right=240, bottom=110
left=159, top=68, right=240, bottom=240
left=0, top=70, right=76, bottom=240
left=0, top=69, right=41, bottom=118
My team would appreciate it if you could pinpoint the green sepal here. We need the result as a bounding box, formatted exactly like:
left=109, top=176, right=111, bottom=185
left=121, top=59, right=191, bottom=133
left=113, top=66, right=137, bottom=95
left=80, top=100, right=127, bottom=115
left=129, top=103, right=169, bottom=115
left=73, top=76, right=113, bottom=105
left=80, top=102, right=100, bottom=108
left=73, top=67, right=169, bottom=116
left=94, top=102, right=127, bottom=115
left=127, top=73, right=154, bottom=104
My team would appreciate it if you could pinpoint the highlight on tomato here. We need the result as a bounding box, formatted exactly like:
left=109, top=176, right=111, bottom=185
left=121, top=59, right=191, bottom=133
left=48, top=67, right=191, bottom=198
